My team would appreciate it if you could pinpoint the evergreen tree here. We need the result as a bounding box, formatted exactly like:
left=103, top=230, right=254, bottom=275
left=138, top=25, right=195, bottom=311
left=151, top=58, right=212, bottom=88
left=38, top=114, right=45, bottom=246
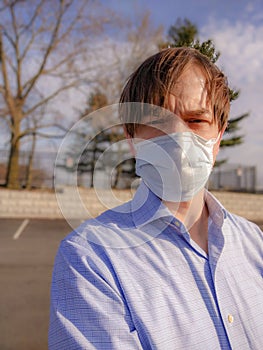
left=160, top=18, right=248, bottom=160
left=58, top=91, right=126, bottom=188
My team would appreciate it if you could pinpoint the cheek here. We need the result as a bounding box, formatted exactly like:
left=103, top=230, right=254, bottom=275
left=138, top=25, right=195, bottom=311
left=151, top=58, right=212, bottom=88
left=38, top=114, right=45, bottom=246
left=212, top=142, right=220, bottom=164
left=213, top=127, right=226, bottom=162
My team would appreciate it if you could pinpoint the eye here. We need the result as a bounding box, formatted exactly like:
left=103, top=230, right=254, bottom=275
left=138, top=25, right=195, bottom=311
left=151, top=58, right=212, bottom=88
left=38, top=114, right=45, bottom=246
left=188, top=119, right=204, bottom=124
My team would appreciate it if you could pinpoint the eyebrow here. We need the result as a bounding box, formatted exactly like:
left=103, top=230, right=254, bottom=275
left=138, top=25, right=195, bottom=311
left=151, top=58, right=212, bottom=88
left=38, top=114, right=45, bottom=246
left=183, top=108, right=211, bottom=116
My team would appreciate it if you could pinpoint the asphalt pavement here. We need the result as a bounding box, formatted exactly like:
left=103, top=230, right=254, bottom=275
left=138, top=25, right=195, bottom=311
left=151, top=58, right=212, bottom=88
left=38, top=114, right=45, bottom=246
left=0, top=219, right=74, bottom=350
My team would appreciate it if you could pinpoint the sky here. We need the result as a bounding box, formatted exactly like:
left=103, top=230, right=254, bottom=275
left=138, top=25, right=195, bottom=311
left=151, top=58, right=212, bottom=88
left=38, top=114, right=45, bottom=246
left=101, top=0, right=263, bottom=190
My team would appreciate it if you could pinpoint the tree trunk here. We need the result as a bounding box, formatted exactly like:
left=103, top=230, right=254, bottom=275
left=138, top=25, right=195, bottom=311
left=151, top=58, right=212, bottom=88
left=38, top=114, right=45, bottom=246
left=6, top=121, right=21, bottom=189
left=25, top=133, right=36, bottom=190
left=6, top=140, right=20, bottom=189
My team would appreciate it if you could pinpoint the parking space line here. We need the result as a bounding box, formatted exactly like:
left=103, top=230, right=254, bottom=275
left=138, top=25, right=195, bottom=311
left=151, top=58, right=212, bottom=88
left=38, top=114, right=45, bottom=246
left=13, top=219, right=30, bottom=240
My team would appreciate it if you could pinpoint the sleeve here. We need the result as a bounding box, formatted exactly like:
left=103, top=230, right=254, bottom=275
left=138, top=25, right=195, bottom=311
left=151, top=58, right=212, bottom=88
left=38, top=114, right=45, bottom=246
left=48, top=239, right=143, bottom=350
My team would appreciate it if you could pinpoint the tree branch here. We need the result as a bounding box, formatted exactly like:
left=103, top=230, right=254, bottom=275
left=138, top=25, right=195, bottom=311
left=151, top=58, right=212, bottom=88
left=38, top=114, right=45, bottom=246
left=20, top=0, right=45, bottom=35
left=19, top=124, right=68, bottom=140
left=22, top=1, right=67, bottom=100
left=0, top=30, right=15, bottom=116
left=24, top=80, right=79, bottom=116
left=10, top=2, right=23, bottom=98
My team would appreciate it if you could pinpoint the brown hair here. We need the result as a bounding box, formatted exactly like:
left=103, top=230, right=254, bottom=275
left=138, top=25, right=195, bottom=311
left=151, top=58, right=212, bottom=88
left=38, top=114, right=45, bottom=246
left=119, top=47, right=230, bottom=136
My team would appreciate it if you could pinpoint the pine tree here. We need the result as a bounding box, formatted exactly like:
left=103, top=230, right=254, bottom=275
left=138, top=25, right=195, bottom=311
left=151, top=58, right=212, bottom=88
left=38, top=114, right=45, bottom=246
left=58, top=91, right=126, bottom=188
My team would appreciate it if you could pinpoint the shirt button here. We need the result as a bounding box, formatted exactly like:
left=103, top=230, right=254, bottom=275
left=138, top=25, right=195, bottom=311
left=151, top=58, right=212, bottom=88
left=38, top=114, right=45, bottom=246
left=175, top=221, right=180, bottom=227
left=228, top=314, right=234, bottom=324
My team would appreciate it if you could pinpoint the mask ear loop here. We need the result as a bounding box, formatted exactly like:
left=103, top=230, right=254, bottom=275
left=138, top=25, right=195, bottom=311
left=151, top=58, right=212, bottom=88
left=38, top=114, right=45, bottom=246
left=215, top=123, right=228, bottom=145
left=210, top=132, right=221, bottom=145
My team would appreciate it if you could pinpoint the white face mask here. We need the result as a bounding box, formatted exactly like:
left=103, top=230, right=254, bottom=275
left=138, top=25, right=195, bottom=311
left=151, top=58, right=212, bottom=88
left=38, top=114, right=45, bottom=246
left=134, top=131, right=219, bottom=202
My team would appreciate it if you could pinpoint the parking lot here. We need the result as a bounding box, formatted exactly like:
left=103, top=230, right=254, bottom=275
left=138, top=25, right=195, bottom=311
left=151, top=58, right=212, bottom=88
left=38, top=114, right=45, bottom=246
left=0, top=218, right=262, bottom=350
left=0, top=219, right=75, bottom=350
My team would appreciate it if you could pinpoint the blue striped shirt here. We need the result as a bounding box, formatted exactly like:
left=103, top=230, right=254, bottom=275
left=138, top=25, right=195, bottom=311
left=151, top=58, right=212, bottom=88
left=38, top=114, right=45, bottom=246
left=49, top=182, right=263, bottom=349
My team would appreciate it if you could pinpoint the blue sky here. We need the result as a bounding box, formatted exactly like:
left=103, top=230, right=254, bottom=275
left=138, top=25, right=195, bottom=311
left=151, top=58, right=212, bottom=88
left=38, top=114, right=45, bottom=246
left=102, top=0, right=263, bottom=31
left=101, top=0, right=263, bottom=190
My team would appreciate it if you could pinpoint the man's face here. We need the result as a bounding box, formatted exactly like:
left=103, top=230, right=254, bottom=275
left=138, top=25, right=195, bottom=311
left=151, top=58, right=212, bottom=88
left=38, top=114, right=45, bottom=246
left=134, top=64, right=224, bottom=163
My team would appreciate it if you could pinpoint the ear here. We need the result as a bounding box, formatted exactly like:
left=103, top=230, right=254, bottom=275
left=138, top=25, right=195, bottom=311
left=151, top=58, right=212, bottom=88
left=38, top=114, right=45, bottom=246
left=123, top=125, right=136, bottom=156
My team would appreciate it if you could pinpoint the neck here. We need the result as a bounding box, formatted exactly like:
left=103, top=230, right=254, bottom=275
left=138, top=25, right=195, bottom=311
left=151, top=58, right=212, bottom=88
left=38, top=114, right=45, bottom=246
left=162, top=189, right=209, bottom=253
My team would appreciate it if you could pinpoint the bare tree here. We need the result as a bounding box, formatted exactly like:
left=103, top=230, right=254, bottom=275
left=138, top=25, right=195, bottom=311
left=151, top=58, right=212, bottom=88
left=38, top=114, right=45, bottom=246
left=24, top=130, right=37, bottom=190
left=0, top=0, right=118, bottom=188
left=97, top=12, right=163, bottom=103
left=22, top=101, right=65, bottom=189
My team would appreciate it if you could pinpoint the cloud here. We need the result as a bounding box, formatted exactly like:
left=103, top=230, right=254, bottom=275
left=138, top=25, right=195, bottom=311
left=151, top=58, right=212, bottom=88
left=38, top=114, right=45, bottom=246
left=200, top=18, right=263, bottom=190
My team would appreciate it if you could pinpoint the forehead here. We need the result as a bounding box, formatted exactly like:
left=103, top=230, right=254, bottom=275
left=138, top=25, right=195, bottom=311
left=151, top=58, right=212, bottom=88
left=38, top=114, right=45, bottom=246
left=171, top=64, right=207, bottom=100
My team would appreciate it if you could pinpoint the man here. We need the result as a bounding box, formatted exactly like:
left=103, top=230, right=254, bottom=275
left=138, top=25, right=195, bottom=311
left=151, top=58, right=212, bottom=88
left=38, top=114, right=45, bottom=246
left=49, top=48, right=263, bottom=349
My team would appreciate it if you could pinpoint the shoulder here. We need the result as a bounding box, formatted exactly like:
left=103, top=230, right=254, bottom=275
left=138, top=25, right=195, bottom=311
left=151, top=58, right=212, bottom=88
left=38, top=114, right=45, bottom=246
left=223, top=211, right=263, bottom=266
left=225, top=210, right=262, bottom=237
left=207, top=190, right=262, bottom=239
left=52, top=203, right=133, bottom=284
left=58, top=199, right=138, bottom=259
left=227, top=212, right=263, bottom=274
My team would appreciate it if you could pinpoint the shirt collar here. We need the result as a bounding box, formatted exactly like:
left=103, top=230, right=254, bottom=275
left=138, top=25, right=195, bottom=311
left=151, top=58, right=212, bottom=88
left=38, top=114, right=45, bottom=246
left=204, top=190, right=227, bottom=228
left=131, top=181, right=227, bottom=229
left=131, top=181, right=174, bottom=227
